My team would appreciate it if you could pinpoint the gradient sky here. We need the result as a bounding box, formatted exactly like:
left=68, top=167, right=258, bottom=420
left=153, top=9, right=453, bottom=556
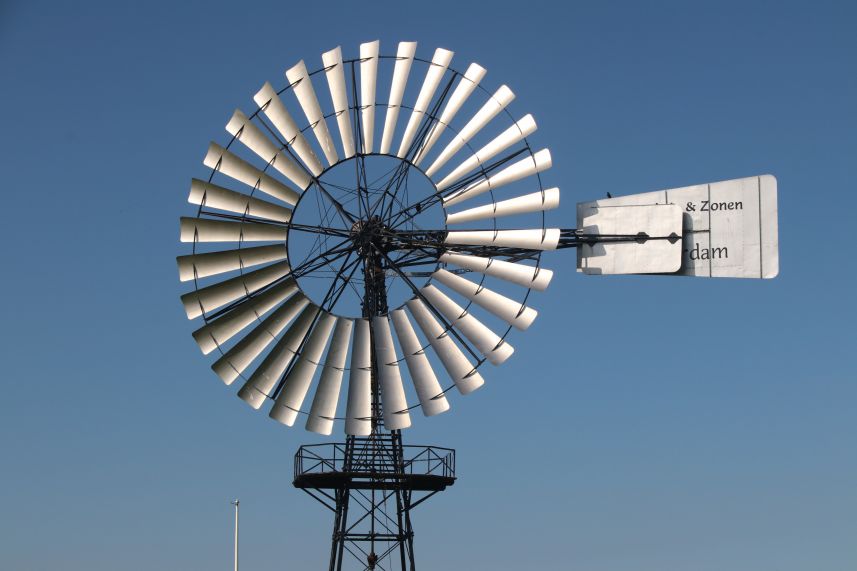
left=1, top=1, right=855, bottom=570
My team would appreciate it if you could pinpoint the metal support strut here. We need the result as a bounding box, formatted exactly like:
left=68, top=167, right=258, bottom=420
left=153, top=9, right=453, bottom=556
left=293, top=215, right=455, bottom=571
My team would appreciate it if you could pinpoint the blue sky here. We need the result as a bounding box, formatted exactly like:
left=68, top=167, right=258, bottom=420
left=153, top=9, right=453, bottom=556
left=1, top=1, right=855, bottom=570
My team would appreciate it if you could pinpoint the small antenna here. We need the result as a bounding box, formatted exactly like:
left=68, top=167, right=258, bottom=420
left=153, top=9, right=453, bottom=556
left=230, top=499, right=239, bottom=571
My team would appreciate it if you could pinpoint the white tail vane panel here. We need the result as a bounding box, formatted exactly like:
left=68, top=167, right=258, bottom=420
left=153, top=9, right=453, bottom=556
left=405, top=299, right=484, bottom=395
left=254, top=82, right=323, bottom=176
left=180, top=217, right=287, bottom=244
left=306, top=318, right=353, bottom=435
left=177, top=244, right=287, bottom=282
left=380, top=41, right=417, bottom=155
left=577, top=174, right=779, bottom=279
left=345, top=319, right=372, bottom=435
left=446, top=187, right=559, bottom=225
left=439, top=252, right=553, bottom=291
left=204, top=143, right=300, bottom=205
left=390, top=309, right=450, bottom=417
left=188, top=178, right=293, bottom=223
left=285, top=61, right=339, bottom=166
left=444, top=228, right=560, bottom=250
left=443, top=149, right=552, bottom=207
left=211, top=292, right=309, bottom=384
left=397, top=48, right=454, bottom=158
left=424, top=85, right=515, bottom=177
left=436, top=114, right=537, bottom=191
left=180, top=260, right=291, bottom=319
left=413, top=63, right=486, bottom=166
left=359, top=40, right=380, bottom=154
left=191, top=279, right=299, bottom=354
left=270, top=312, right=337, bottom=426
left=321, top=46, right=356, bottom=158
left=226, top=109, right=311, bottom=190
left=372, top=316, right=412, bottom=430
left=237, top=303, right=319, bottom=409
left=432, top=269, right=537, bottom=330
left=419, top=285, right=514, bottom=365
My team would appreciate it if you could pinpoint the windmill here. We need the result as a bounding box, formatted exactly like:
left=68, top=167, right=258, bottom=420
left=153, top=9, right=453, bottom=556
left=177, top=41, right=778, bottom=571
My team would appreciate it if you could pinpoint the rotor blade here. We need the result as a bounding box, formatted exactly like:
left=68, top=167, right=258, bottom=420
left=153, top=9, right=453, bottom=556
left=226, top=109, right=311, bottom=190
left=379, top=41, right=417, bottom=155
left=436, top=114, right=537, bottom=191
left=439, top=251, right=553, bottom=290
left=253, top=82, right=324, bottom=176
left=270, top=312, right=337, bottom=426
left=373, top=316, right=412, bottom=430
left=396, top=48, right=454, bottom=158
left=420, top=284, right=513, bottom=365
left=177, top=244, right=287, bottom=282
left=321, top=46, right=356, bottom=158
left=445, top=187, right=559, bottom=225
left=405, top=298, right=484, bottom=395
left=237, top=303, right=319, bottom=409
left=443, top=149, right=552, bottom=207
left=413, top=63, right=486, bottom=166
left=445, top=228, right=560, bottom=250
left=359, top=40, right=380, bottom=154
left=306, top=318, right=354, bottom=435
left=345, top=318, right=372, bottom=435
left=285, top=60, right=338, bottom=166
left=210, top=292, right=309, bottom=384
left=180, top=260, right=291, bottom=319
left=424, top=85, right=515, bottom=178
left=204, top=142, right=300, bottom=205
left=191, top=278, right=298, bottom=354
left=390, top=309, right=450, bottom=416
left=432, top=268, right=537, bottom=330
left=188, top=178, right=293, bottom=223
left=180, top=217, right=287, bottom=243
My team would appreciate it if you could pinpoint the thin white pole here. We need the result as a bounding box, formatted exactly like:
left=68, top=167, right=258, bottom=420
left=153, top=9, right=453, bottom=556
left=231, top=499, right=240, bottom=571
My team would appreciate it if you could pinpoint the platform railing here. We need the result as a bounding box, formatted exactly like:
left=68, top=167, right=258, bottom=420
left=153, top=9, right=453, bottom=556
left=294, top=443, right=455, bottom=481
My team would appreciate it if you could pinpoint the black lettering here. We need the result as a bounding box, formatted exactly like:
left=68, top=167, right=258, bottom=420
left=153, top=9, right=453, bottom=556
left=701, top=200, right=709, bottom=212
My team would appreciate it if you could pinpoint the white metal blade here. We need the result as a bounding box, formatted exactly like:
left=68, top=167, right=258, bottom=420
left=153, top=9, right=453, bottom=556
left=432, top=269, right=537, bottom=330
left=372, top=316, right=411, bottom=430
left=379, top=41, right=417, bottom=155
left=390, top=309, right=449, bottom=417
left=424, top=85, right=515, bottom=178
left=188, top=178, right=293, bottom=223
left=321, top=46, right=356, bottom=158
left=177, top=244, right=287, bottom=282
left=204, top=142, right=300, bottom=205
left=285, top=60, right=339, bottom=166
left=436, top=114, right=537, bottom=190
left=211, top=292, right=309, bottom=384
left=359, top=40, right=380, bottom=154
left=270, top=312, right=337, bottom=426
left=237, top=303, right=319, bottom=409
left=443, top=149, right=552, bottom=207
left=253, top=82, right=323, bottom=176
left=306, top=318, right=354, bottom=435
left=396, top=48, right=454, bottom=159
left=405, top=299, right=484, bottom=395
left=180, top=260, right=291, bottom=319
left=180, top=217, right=287, bottom=243
left=439, top=252, right=553, bottom=290
left=191, top=278, right=298, bottom=354
left=445, top=187, right=559, bottom=225
left=413, top=63, right=486, bottom=166
left=345, top=319, right=372, bottom=435
left=444, top=228, right=560, bottom=251
left=419, top=284, right=513, bottom=365
left=225, top=109, right=311, bottom=190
